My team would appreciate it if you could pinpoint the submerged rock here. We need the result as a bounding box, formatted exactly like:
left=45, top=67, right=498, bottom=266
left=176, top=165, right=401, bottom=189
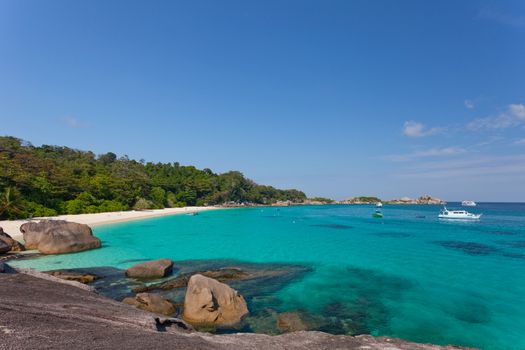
left=183, top=274, right=249, bottom=327
left=122, top=292, right=176, bottom=316
left=126, top=259, right=174, bottom=280
left=0, top=227, right=25, bottom=252
left=20, top=220, right=101, bottom=254
left=277, top=312, right=309, bottom=332
left=45, top=269, right=99, bottom=284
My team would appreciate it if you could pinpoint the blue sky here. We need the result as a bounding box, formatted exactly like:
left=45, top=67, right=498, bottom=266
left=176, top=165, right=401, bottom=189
left=1, top=0, right=524, bottom=201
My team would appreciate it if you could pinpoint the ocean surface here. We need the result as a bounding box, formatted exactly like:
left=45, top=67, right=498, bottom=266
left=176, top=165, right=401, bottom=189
left=11, top=203, right=525, bottom=350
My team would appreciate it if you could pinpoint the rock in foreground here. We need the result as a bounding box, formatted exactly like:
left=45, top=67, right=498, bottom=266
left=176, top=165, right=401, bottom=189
left=0, top=227, right=25, bottom=252
left=126, top=258, right=174, bottom=280
left=183, top=274, right=249, bottom=327
left=20, top=220, right=101, bottom=254
left=0, top=268, right=475, bottom=350
left=123, top=292, right=177, bottom=316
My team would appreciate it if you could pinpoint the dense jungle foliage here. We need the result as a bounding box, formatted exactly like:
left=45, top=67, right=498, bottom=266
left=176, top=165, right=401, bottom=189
left=0, top=136, right=307, bottom=219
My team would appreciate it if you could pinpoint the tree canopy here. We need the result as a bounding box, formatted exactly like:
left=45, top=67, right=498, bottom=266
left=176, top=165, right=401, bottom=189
left=0, top=136, right=307, bottom=219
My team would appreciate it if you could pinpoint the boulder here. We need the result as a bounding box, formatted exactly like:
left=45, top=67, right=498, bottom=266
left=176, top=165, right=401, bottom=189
left=45, top=270, right=99, bottom=284
left=182, top=274, right=249, bottom=327
left=277, top=312, right=309, bottom=332
left=0, top=227, right=25, bottom=252
left=133, top=267, right=248, bottom=292
left=20, top=220, right=101, bottom=255
left=0, top=240, right=10, bottom=254
left=126, top=259, right=174, bottom=280
left=122, top=293, right=176, bottom=316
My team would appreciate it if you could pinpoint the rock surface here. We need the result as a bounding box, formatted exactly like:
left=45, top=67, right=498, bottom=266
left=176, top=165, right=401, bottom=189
left=45, top=269, right=99, bottom=284
left=0, top=267, right=475, bottom=350
left=183, top=274, right=249, bottom=327
left=126, top=258, right=174, bottom=280
left=0, top=227, right=25, bottom=252
left=123, top=292, right=177, bottom=316
left=20, top=220, right=101, bottom=254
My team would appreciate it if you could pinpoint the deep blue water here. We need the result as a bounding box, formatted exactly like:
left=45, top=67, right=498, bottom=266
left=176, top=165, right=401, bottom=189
left=11, top=203, right=525, bottom=349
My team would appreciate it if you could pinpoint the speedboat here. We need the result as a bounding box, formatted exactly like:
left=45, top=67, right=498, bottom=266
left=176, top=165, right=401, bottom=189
left=372, top=209, right=383, bottom=218
left=461, top=200, right=477, bottom=207
left=376, top=202, right=383, bottom=208
left=438, top=207, right=481, bottom=220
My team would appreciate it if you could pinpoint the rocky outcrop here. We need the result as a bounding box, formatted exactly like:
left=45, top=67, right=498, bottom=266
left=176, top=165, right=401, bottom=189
left=19, top=220, right=101, bottom=254
left=126, top=258, right=174, bottom=280
left=0, top=268, right=475, bottom=350
left=386, top=195, right=445, bottom=205
left=45, top=269, right=99, bottom=284
left=183, top=274, right=249, bottom=327
left=0, top=227, right=25, bottom=252
left=134, top=267, right=248, bottom=293
left=122, top=292, right=177, bottom=316
left=339, top=196, right=382, bottom=204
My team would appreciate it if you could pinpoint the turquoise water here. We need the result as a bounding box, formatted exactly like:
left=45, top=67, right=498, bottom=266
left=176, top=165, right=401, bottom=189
left=11, top=204, right=525, bottom=349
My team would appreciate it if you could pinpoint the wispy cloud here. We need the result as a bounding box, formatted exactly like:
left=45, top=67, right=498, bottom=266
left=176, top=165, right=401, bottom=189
left=478, top=8, right=525, bottom=28
left=464, top=99, right=475, bottom=109
left=386, top=147, right=467, bottom=162
left=396, top=154, right=525, bottom=179
left=402, top=121, right=442, bottom=137
left=61, top=116, right=89, bottom=129
left=515, top=139, right=525, bottom=146
left=468, top=103, right=525, bottom=130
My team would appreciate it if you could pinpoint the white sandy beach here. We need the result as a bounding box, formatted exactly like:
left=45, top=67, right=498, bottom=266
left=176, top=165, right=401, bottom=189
left=0, top=206, right=217, bottom=240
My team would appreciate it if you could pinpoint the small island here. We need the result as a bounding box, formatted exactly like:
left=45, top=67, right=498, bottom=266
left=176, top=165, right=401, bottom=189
left=339, top=195, right=446, bottom=205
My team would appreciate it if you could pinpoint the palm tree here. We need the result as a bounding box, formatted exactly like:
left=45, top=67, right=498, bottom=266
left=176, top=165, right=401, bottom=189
left=0, top=187, right=24, bottom=219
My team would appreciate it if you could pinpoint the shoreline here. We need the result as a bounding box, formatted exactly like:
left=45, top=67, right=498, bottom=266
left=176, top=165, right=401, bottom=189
left=0, top=206, right=219, bottom=240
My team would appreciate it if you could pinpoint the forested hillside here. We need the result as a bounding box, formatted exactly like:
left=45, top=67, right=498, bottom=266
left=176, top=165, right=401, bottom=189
left=0, top=136, right=306, bottom=219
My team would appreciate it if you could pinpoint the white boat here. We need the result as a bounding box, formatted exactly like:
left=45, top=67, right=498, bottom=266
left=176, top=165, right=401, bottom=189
left=376, top=202, right=383, bottom=207
left=461, top=200, right=477, bottom=207
left=438, top=207, right=481, bottom=220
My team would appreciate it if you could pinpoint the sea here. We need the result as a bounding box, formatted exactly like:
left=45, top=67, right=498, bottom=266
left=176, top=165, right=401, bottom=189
left=10, top=203, right=525, bottom=350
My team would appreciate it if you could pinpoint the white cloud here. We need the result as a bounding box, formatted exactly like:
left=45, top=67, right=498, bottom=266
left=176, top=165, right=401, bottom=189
left=509, top=104, right=525, bottom=119
left=515, top=139, right=525, bottom=145
left=468, top=103, right=525, bottom=130
left=402, top=121, right=441, bottom=137
left=386, top=147, right=466, bottom=162
left=62, top=117, right=88, bottom=128
left=464, top=100, right=475, bottom=109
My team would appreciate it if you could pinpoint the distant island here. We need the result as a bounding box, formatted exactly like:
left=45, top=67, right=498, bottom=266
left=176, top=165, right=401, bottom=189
left=0, top=136, right=308, bottom=220
left=340, top=195, right=446, bottom=205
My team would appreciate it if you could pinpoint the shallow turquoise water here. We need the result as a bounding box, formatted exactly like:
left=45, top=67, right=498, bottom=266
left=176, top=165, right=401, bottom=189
left=12, top=204, right=525, bottom=349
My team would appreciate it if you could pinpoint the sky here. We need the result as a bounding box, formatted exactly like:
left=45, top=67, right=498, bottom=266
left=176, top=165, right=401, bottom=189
left=0, top=0, right=524, bottom=201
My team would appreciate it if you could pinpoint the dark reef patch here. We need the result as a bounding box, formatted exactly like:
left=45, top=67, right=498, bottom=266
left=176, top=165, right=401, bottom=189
left=499, top=240, right=525, bottom=248
left=310, top=224, right=354, bottom=230
left=443, top=299, right=491, bottom=324
left=431, top=241, right=498, bottom=255
left=374, top=232, right=411, bottom=238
